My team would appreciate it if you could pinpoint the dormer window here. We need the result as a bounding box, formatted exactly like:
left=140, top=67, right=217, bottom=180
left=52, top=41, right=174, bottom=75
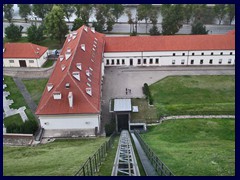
left=86, top=70, right=91, bottom=77
left=53, top=92, right=62, bottom=100
left=81, top=44, right=85, bottom=51
left=84, top=26, right=88, bottom=32
left=72, top=31, right=77, bottom=39
left=59, top=55, right=64, bottom=61
left=86, top=88, right=92, bottom=96
left=72, top=72, right=80, bottom=81
left=47, top=83, right=53, bottom=92
left=91, top=27, right=95, bottom=33
left=76, top=63, right=82, bottom=70
left=65, top=48, right=71, bottom=60
left=61, top=65, right=66, bottom=71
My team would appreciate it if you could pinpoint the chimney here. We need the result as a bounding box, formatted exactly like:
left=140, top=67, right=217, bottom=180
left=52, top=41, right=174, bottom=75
left=68, top=92, right=73, bottom=108
left=81, top=44, right=85, bottom=51
left=53, top=92, right=61, bottom=100
left=47, top=83, right=53, bottom=92
left=86, top=88, right=92, bottom=96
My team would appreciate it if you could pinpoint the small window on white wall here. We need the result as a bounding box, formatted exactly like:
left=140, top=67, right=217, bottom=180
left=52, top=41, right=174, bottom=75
left=122, top=59, right=125, bottom=64
left=230, top=52, right=233, bottom=55
left=9, top=60, right=14, bottom=63
left=138, top=59, right=141, bottom=64
left=209, top=59, right=213, bottom=64
left=106, top=59, right=109, bottom=65
left=200, top=59, right=203, bottom=64
left=29, top=60, right=34, bottom=63
left=111, top=59, right=114, bottom=65
left=228, top=59, right=232, bottom=64
left=219, top=59, right=222, bottom=64
left=155, top=58, right=159, bottom=64
left=181, top=60, right=185, bottom=64
left=117, top=59, right=120, bottom=65
left=172, top=60, right=175, bottom=65
left=143, top=59, right=147, bottom=64
left=149, top=58, right=153, bottom=64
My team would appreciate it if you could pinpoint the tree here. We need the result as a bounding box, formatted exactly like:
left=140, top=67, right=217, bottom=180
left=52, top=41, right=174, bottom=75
left=94, top=4, right=107, bottom=33
left=32, top=4, right=53, bottom=20
left=59, top=4, right=75, bottom=22
left=44, top=5, right=69, bottom=44
left=137, top=4, right=153, bottom=33
left=5, top=23, right=22, bottom=41
left=18, top=4, right=31, bottom=23
left=71, top=18, right=84, bottom=31
left=226, top=4, right=235, bottom=25
left=149, top=25, right=160, bottom=35
left=192, top=4, right=215, bottom=24
left=125, top=8, right=134, bottom=33
left=214, top=4, right=226, bottom=25
left=111, top=4, right=124, bottom=22
left=74, top=4, right=93, bottom=25
left=161, top=4, right=184, bottom=35
left=27, top=24, right=44, bottom=43
left=191, top=21, right=209, bottom=34
left=3, top=4, right=14, bottom=23
left=183, top=4, right=195, bottom=24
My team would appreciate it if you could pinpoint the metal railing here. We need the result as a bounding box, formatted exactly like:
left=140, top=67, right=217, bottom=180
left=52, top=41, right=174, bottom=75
left=74, top=133, right=116, bottom=176
left=134, top=130, right=174, bottom=176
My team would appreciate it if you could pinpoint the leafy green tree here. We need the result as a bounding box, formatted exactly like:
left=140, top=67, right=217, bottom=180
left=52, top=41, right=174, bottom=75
left=59, top=4, right=75, bottom=22
left=44, top=5, right=69, bottom=44
left=214, top=4, right=226, bottom=25
left=74, top=4, right=93, bottom=25
left=149, top=25, right=160, bottom=35
left=3, top=4, right=14, bottom=23
left=71, top=18, right=84, bottom=31
left=32, top=4, right=53, bottom=20
left=161, top=4, right=184, bottom=35
left=191, top=21, right=208, bottom=34
left=111, top=4, right=124, bottom=22
left=137, top=4, right=153, bottom=33
left=125, top=8, right=134, bottom=33
left=183, top=4, right=195, bottom=24
left=18, top=4, right=32, bottom=23
left=5, top=23, right=22, bottom=41
left=192, top=4, right=215, bottom=24
left=27, top=25, right=44, bottom=43
left=226, top=4, right=235, bottom=25
left=94, top=4, right=109, bottom=33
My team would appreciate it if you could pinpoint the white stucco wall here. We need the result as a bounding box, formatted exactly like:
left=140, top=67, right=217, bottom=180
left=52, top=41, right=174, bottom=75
left=3, top=50, right=48, bottom=67
left=103, top=50, right=235, bottom=67
left=39, top=114, right=100, bottom=131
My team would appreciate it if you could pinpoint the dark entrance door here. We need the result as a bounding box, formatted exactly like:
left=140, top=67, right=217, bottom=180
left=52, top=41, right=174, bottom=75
left=117, top=114, right=129, bottom=132
left=130, top=59, right=133, bottom=66
left=19, top=60, right=27, bottom=67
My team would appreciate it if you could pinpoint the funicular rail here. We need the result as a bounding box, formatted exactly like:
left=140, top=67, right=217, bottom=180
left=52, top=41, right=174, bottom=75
left=111, top=130, right=140, bottom=176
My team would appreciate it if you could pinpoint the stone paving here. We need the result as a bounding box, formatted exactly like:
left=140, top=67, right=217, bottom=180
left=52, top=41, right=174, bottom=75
left=3, top=81, right=28, bottom=123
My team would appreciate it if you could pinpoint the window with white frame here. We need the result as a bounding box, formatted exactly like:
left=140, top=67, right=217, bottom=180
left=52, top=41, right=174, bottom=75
left=117, top=59, right=120, bottom=65
left=138, top=59, right=141, bottom=64
left=228, top=59, right=232, bottom=64
left=182, top=53, right=185, bottom=56
left=173, top=53, right=175, bottom=56
left=220, top=52, right=223, bottom=55
left=149, top=58, right=153, bottom=64
left=191, top=60, right=194, bottom=64
left=209, top=59, right=213, bottom=64
left=106, top=59, right=109, bottom=65
left=219, top=59, right=222, bottom=64
left=230, top=52, right=233, bottom=55
left=122, top=59, right=125, bottom=64
left=155, top=58, right=159, bottom=64
left=143, top=59, right=147, bottom=64
left=181, top=59, right=185, bottom=64
left=201, top=52, right=204, bottom=55
left=172, top=60, right=175, bottom=65
left=9, top=60, right=14, bottom=63
left=200, top=59, right=203, bottom=64
left=29, top=60, right=34, bottom=63
left=111, top=59, right=114, bottom=65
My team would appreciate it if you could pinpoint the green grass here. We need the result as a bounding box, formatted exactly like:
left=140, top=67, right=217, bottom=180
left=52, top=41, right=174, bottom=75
left=141, top=118, right=235, bottom=176
left=3, top=138, right=109, bottom=176
left=3, top=76, right=35, bottom=121
left=22, top=78, right=48, bottom=105
left=131, top=98, right=159, bottom=123
left=42, top=60, right=55, bottom=68
left=150, top=75, right=235, bottom=116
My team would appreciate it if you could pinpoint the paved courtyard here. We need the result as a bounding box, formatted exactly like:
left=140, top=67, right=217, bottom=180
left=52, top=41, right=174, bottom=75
left=100, top=65, right=235, bottom=133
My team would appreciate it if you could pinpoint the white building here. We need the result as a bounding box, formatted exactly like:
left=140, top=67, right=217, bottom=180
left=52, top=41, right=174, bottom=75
left=104, top=30, right=235, bottom=67
left=3, top=43, right=48, bottom=67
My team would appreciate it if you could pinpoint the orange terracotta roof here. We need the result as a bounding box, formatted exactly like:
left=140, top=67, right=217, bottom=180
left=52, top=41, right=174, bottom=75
left=36, top=26, right=105, bottom=115
left=105, top=32, right=235, bottom=52
left=3, top=43, right=48, bottom=59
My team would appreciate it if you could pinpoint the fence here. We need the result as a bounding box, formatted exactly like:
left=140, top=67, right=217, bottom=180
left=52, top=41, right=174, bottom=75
left=75, top=133, right=116, bottom=176
left=134, top=130, right=174, bottom=176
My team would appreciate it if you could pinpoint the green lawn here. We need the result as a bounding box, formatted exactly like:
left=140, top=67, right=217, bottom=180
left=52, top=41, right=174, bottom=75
left=4, top=114, right=23, bottom=127
left=150, top=75, right=235, bottom=116
left=141, top=118, right=235, bottom=176
left=22, top=78, right=48, bottom=105
left=42, top=60, right=55, bottom=68
left=3, top=76, right=35, bottom=121
left=4, top=138, right=109, bottom=176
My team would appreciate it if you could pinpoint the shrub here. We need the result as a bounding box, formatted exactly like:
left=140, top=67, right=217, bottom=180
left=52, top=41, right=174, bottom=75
left=6, top=120, right=38, bottom=134
left=105, top=120, right=115, bottom=137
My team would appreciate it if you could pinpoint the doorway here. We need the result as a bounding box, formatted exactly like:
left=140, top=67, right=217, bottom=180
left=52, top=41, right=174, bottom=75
left=19, top=60, right=27, bottom=67
left=130, top=59, right=133, bottom=66
left=117, top=114, right=129, bottom=132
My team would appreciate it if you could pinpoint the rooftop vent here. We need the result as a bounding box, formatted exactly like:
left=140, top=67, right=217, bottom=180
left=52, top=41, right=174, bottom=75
left=65, top=83, right=70, bottom=89
left=59, top=55, right=64, bottom=61
left=87, top=82, right=91, bottom=87
left=94, top=37, right=98, bottom=41
left=81, top=44, right=85, bottom=51
left=91, top=27, right=95, bottom=33
left=76, top=63, right=82, bottom=70
left=86, top=70, right=91, bottom=77
left=87, top=78, right=92, bottom=82
left=92, top=47, right=96, bottom=51
left=89, top=67, right=93, bottom=71
left=65, top=48, right=71, bottom=60
left=61, top=64, right=66, bottom=71
left=72, top=72, right=80, bottom=81
left=53, top=92, right=61, bottom=100
left=91, top=59, right=94, bottom=62
left=47, top=83, right=53, bottom=92
left=94, top=40, right=97, bottom=44
left=68, top=92, right=73, bottom=108
left=84, top=26, right=88, bottom=32
left=37, top=47, right=40, bottom=51
left=93, top=44, right=97, bottom=48
left=86, top=88, right=92, bottom=96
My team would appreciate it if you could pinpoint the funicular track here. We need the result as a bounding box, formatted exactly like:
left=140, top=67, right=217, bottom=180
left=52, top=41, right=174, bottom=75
left=111, top=130, right=140, bottom=176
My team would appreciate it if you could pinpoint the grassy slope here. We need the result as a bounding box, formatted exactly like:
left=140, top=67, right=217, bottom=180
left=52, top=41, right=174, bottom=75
left=22, top=79, right=48, bottom=105
left=3, top=138, right=108, bottom=176
left=141, top=118, right=235, bottom=176
left=3, top=76, right=35, bottom=121
left=150, top=75, right=235, bottom=116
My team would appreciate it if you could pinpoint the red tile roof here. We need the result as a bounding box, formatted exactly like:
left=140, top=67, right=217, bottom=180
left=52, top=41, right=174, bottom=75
left=105, top=32, right=235, bottom=52
left=36, top=26, right=105, bottom=115
left=3, top=43, right=48, bottom=59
